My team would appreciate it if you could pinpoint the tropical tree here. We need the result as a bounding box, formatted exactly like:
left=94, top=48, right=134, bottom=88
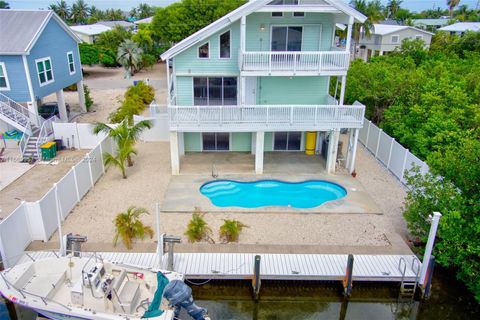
left=104, top=8, right=125, bottom=21
left=103, top=142, right=136, bottom=179
left=94, top=119, right=152, bottom=167
left=137, top=3, right=155, bottom=19
left=95, top=25, right=132, bottom=54
left=87, top=5, right=104, bottom=23
left=117, top=40, right=143, bottom=78
left=447, top=0, right=460, bottom=18
left=386, top=0, right=403, bottom=19
left=113, top=206, right=154, bottom=249
left=49, top=0, right=70, bottom=21
left=219, top=219, right=248, bottom=242
left=70, top=0, right=89, bottom=24
left=350, top=0, right=384, bottom=56
left=0, top=1, right=10, bottom=9
left=184, top=208, right=213, bottom=243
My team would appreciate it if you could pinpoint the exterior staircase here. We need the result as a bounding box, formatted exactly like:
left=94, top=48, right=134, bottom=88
left=22, top=133, right=40, bottom=161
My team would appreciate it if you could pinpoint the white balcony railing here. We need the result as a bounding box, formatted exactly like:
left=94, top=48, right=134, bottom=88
left=168, top=104, right=365, bottom=132
left=240, top=50, right=350, bottom=74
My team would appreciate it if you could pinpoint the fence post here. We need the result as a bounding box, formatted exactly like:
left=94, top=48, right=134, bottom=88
left=365, top=121, right=371, bottom=148
left=401, top=148, right=409, bottom=183
left=375, top=129, right=382, bottom=157
left=54, top=184, right=65, bottom=256
left=99, top=142, right=105, bottom=174
left=387, top=137, right=394, bottom=168
left=72, top=166, right=81, bottom=202
left=87, top=153, right=94, bottom=187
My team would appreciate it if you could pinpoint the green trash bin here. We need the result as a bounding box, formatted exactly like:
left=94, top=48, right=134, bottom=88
left=41, top=141, right=57, bottom=160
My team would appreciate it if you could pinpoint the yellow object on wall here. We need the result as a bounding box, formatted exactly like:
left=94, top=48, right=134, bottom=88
left=305, top=131, right=317, bottom=155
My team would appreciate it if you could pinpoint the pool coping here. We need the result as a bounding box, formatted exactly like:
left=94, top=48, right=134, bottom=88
left=162, top=173, right=382, bottom=214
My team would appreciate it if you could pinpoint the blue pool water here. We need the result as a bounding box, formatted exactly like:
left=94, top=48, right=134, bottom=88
left=200, top=180, right=347, bottom=209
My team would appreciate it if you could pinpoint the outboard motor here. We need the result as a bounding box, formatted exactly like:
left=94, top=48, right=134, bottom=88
left=163, top=280, right=209, bottom=320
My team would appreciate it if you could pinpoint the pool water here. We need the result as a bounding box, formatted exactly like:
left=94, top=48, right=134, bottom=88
left=200, top=180, right=347, bottom=208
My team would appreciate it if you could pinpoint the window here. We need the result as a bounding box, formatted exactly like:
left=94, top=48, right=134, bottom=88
left=0, top=62, right=10, bottom=91
left=67, top=51, right=75, bottom=74
left=272, top=12, right=283, bottom=17
left=219, top=30, right=231, bottom=59
left=415, top=35, right=423, bottom=40
left=198, top=42, right=209, bottom=58
left=391, top=35, right=399, bottom=43
left=274, top=132, right=302, bottom=151
left=193, top=77, right=237, bottom=106
left=202, top=133, right=230, bottom=151
left=36, top=57, right=54, bottom=86
left=271, top=26, right=303, bottom=51
left=293, top=12, right=305, bottom=17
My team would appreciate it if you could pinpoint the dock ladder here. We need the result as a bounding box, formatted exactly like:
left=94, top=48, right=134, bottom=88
left=398, top=257, right=421, bottom=300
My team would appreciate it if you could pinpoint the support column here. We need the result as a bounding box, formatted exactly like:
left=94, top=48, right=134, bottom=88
left=56, top=89, right=68, bottom=122
left=169, top=131, right=180, bottom=175
left=339, top=75, right=347, bottom=105
left=251, top=132, right=256, bottom=155
left=379, top=51, right=384, bottom=56
left=255, top=131, right=264, bottom=174
left=240, top=76, right=246, bottom=105
left=346, top=128, right=359, bottom=174
left=345, top=17, right=354, bottom=55
left=77, top=80, right=86, bottom=112
left=326, top=130, right=339, bottom=174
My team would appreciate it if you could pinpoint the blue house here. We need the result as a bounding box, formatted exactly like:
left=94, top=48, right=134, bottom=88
left=0, top=9, right=86, bottom=159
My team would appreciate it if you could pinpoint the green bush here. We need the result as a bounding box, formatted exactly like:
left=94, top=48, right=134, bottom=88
left=184, top=208, right=212, bottom=243
left=125, top=81, right=155, bottom=104
left=84, top=85, right=93, bottom=111
left=219, top=219, right=248, bottom=242
left=79, top=43, right=99, bottom=65
left=99, top=48, right=118, bottom=67
left=141, top=53, right=157, bottom=69
left=109, top=82, right=155, bottom=124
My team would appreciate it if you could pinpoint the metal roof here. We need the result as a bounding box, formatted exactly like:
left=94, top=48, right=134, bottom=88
left=412, top=18, right=450, bottom=27
left=134, top=16, right=153, bottom=24
left=97, top=20, right=134, bottom=28
left=161, top=0, right=367, bottom=60
left=0, top=9, right=81, bottom=55
left=371, top=24, right=434, bottom=36
left=439, top=22, right=480, bottom=33
left=70, top=24, right=112, bottom=36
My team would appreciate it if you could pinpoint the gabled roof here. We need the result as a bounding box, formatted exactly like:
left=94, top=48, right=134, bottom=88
left=161, top=0, right=367, bottom=60
left=371, top=24, right=434, bottom=36
left=0, top=9, right=81, bottom=55
left=97, top=20, right=134, bottom=28
left=70, top=24, right=112, bottom=36
left=438, top=22, right=480, bottom=33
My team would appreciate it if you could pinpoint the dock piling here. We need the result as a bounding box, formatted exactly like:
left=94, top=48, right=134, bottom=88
left=343, top=254, right=354, bottom=297
left=421, top=256, right=436, bottom=300
left=252, top=255, right=261, bottom=300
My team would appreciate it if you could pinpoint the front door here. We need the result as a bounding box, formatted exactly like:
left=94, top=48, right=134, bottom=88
left=245, top=77, right=257, bottom=105
left=271, top=26, right=303, bottom=51
left=202, top=133, right=230, bottom=151
left=273, top=132, right=302, bottom=151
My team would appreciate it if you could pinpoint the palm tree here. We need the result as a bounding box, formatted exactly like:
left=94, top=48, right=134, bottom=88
left=447, top=0, right=460, bottom=18
left=386, top=0, right=403, bottom=19
left=0, top=1, right=10, bottom=9
left=117, top=40, right=143, bottom=78
left=93, top=119, right=152, bottom=167
left=49, top=0, right=70, bottom=21
left=113, top=206, right=153, bottom=249
left=103, top=141, right=136, bottom=179
left=71, top=0, right=89, bottom=24
left=350, top=0, right=384, bottom=57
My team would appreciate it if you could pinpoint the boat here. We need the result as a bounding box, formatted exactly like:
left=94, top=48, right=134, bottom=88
left=0, top=254, right=209, bottom=320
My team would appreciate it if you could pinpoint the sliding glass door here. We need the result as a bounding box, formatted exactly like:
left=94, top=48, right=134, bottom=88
left=193, top=77, right=237, bottom=106
left=271, top=26, right=303, bottom=51
left=274, top=132, right=302, bottom=151
left=202, top=133, right=230, bottom=151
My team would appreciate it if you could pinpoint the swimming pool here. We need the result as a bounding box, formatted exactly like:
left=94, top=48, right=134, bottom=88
left=200, top=180, right=347, bottom=209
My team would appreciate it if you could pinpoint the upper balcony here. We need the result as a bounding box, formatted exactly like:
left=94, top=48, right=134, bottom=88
left=168, top=103, right=365, bottom=132
left=239, top=48, right=350, bottom=76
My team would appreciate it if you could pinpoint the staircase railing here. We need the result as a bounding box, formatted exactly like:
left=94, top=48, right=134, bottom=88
left=35, top=115, right=58, bottom=159
left=19, top=131, right=30, bottom=157
left=0, top=92, right=45, bottom=131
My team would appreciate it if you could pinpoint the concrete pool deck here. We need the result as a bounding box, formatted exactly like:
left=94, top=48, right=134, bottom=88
left=162, top=173, right=381, bottom=214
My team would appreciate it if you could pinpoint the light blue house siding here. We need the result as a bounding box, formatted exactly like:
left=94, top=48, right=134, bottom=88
left=245, top=12, right=334, bottom=51
left=174, top=22, right=241, bottom=76
left=0, top=55, right=30, bottom=102
left=184, top=132, right=252, bottom=152
left=257, top=76, right=329, bottom=105
left=27, top=18, right=82, bottom=100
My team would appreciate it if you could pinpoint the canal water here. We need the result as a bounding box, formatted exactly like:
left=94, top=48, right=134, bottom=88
left=2, top=267, right=479, bottom=319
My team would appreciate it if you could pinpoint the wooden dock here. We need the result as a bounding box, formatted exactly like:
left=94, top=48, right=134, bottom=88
left=18, top=251, right=421, bottom=283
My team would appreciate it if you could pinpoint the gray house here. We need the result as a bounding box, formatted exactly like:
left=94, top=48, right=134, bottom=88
left=0, top=10, right=86, bottom=159
left=358, top=24, right=434, bottom=60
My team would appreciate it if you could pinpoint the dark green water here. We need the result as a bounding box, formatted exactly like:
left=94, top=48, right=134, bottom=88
left=2, top=268, right=479, bottom=319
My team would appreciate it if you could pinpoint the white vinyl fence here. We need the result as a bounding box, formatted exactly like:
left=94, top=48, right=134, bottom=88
left=0, top=135, right=115, bottom=268
left=359, top=118, right=429, bottom=184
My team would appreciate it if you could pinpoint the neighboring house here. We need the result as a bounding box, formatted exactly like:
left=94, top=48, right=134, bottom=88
left=438, top=22, right=480, bottom=35
left=160, top=0, right=367, bottom=175
left=358, top=24, right=434, bottom=60
left=412, top=18, right=450, bottom=31
left=134, top=16, right=153, bottom=25
left=0, top=9, right=86, bottom=159
left=70, top=24, right=112, bottom=43
left=97, top=20, right=135, bottom=30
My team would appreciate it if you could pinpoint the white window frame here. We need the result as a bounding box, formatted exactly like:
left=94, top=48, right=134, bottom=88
left=415, top=35, right=423, bottom=40
left=67, top=51, right=76, bottom=75
left=200, top=132, right=232, bottom=152
left=192, top=76, right=238, bottom=106
left=270, top=25, right=304, bottom=51
left=0, top=62, right=10, bottom=91
left=35, top=57, right=54, bottom=86
left=218, top=30, right=232, bottom=59
left=391, top=35, right=400, bottom=44
left=272, top=132, right=304, bottom=151
left=197, top=42, right=210, bottom=59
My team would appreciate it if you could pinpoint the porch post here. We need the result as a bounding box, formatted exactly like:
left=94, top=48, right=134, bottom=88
left=326, top=130, right=339, bottom=174
left=339, top=75, right=347, bottom=105
left=345, top=17, right=354, bottom=55
left=251, top=132, right=256, bottom=155
left=166, top=59, right=171, bottom=104
left=379, top=51, right=384, bottom=56
left=346, top=128, right=359, bottom=174
left=55, top=89, right=68, bottom=122
left=255, top=131, right=264, bottom=174
left=240, top=76, right=246, bottom=105
left=170, top=131, right=180, bottom=175
left=77, top=79, right=86, bottom=112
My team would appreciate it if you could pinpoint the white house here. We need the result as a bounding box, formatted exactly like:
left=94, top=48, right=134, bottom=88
left=438, top=22, right=480, bottom=35
left=358, top=24, right=434, bottom=60
left=70, top=24, right=112, bottom=44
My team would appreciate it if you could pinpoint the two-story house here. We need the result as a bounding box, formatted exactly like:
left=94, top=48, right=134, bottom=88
left=160, top=0, right=367, bottom=175
left=0, top=9, right=86, bottom=159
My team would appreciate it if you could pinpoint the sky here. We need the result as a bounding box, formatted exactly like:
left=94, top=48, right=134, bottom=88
left=8, top=0, right=480, bottom=13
